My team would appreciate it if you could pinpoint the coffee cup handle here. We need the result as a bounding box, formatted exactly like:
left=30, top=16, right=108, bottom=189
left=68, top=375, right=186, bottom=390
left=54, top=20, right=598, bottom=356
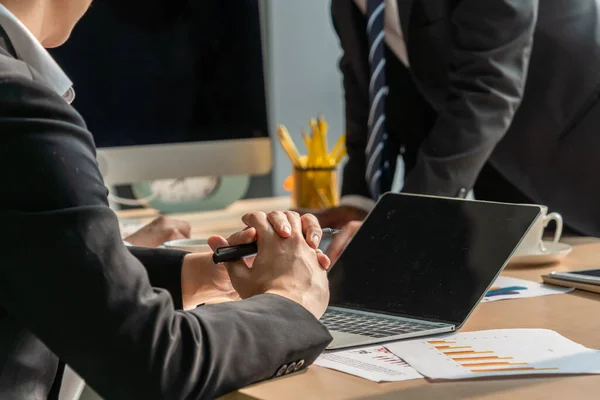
left=544, top=212, right=563, bottom=243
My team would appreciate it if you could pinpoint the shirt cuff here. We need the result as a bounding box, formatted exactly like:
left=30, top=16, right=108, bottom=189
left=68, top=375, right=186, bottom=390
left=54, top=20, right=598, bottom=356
left=340, top=195, right=376, bottom=213
left=123, top=240, right=133, bottom=246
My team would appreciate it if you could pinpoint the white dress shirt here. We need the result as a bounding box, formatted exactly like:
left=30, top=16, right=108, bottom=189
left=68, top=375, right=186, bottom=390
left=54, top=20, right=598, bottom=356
left=341, top=0, right=408, bottom=212
left=0, top=3, right=74, bottom=103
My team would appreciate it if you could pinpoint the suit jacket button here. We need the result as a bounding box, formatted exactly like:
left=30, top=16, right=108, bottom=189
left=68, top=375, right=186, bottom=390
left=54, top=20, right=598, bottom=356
left=285, top=362, right=296, bottom=374
left=294, top=359, right=305, bottom=371
left=275, top=365, right=287, bottom=377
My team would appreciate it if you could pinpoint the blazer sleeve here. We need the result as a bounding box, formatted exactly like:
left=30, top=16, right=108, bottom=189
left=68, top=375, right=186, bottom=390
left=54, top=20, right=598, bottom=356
left=0, top=76, right=332, bottom=399
left=331, top=0, right=372, bottom=198
left=127, top=246, right=187, bottom=310
left=402, top=0, right=538, bottom=196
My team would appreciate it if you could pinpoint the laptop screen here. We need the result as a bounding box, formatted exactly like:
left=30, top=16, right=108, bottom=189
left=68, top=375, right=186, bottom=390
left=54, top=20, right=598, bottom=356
left=328, top=193, right=540, bottom=326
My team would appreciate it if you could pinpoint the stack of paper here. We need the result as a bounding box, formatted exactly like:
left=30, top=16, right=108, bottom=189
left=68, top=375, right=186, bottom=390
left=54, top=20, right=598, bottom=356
left=387, top=329, right=600, bottom=380
left=315, top=346, right=423, bottom=383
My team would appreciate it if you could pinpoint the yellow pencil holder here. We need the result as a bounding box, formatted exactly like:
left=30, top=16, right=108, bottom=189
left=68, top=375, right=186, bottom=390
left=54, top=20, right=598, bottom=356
left=291, top=166, right=340, bottom=209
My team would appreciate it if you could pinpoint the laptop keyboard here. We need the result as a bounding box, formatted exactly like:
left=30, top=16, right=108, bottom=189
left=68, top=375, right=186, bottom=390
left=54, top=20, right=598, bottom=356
left=320, top=309, right=439, bottom=338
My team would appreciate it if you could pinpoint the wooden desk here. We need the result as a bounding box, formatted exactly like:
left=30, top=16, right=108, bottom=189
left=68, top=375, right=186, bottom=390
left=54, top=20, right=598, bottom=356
left=220, top=241, right=600, bottom=400
left=119, top=198, right=600, bottom=399
left=117, top=197, right=291, bottom=239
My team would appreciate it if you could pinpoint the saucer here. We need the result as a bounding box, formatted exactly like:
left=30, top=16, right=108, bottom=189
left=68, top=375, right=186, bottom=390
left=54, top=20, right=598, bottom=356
left=508, top=241, right=573, bottom=266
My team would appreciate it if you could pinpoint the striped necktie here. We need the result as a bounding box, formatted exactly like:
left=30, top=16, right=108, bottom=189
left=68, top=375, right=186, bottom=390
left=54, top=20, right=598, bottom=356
left=365, top=0, right=390, bottom=200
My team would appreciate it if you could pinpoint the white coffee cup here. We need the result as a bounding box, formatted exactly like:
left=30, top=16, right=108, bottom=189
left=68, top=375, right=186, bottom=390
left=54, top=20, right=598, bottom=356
left=162, top=238, right=212, bottom=253
left=514, top=205, right=563, bottom=255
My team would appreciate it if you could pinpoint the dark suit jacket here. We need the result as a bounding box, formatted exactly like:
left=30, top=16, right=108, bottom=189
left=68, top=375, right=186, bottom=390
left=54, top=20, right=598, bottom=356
left=333, top=0, right=600, bottom=237
left=0, top=31, right=331, bottom=399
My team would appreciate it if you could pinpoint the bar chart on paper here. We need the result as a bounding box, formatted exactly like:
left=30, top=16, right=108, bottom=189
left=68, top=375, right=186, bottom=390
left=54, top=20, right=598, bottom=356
left=315, top=346, right=423, bottom=382
left=386, top=329, right=600, bottom=380
left=424, top=339, right=558, bottom=374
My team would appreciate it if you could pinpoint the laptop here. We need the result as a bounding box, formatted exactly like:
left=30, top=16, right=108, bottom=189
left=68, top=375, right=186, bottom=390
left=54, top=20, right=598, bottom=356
left=321, top=192, right=541, bottom=350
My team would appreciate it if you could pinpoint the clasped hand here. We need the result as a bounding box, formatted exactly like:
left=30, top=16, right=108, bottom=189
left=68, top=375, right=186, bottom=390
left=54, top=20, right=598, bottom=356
left=180, top=211, right=331, bottom=318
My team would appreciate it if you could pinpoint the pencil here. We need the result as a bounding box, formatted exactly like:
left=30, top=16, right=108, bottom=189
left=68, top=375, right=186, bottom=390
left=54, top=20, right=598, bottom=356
left=332, top=147, right=347, bottom=164
left=330, top=134, right=345, bottom=159
left=329, top=133, right=346, bottom=166
left=317, top=114, right=328, bottom=165
left=277, top=125, right=303, bottom=168
left=308, top=119, right=320, bottom=167
left=301, top=129, right=311, bottom=151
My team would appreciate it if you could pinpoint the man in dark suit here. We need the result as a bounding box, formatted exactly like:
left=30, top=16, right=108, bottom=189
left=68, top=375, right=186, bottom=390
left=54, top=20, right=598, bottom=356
left=0, top=1, right=332, bottom=399
left=318, top=0, right=600, bottom=257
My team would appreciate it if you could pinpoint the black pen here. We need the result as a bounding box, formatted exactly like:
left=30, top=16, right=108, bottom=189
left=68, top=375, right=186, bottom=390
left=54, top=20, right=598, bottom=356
left=212, top=228, right=343, bottom=264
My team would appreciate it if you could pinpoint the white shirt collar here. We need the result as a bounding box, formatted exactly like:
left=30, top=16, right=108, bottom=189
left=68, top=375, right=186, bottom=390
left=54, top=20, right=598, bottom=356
left=0, top=4, right=74, bottom=103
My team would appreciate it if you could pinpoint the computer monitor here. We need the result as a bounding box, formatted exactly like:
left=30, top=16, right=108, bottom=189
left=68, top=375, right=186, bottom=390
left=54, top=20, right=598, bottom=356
left=49, top=0, right=271, bottom=186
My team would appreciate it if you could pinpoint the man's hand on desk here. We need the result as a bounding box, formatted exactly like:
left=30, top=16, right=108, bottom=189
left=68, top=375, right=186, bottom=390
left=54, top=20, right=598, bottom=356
left=207, top=211, right=331, bottom=319
left=294, top=206, right=366, bottom=264
left=124, top=216, right=191, bottom=248
left=296, top=205, right=367, bottom=230
left=326, top=221, right=362, bottom=264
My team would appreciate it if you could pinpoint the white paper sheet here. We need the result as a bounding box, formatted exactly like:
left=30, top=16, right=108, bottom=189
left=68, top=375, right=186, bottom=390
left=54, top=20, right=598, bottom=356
left=315, top=346, right=424, bottom=382
left=482, top=276, right=573, bottom=302
left=387, top=329, right=600, bottom=380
